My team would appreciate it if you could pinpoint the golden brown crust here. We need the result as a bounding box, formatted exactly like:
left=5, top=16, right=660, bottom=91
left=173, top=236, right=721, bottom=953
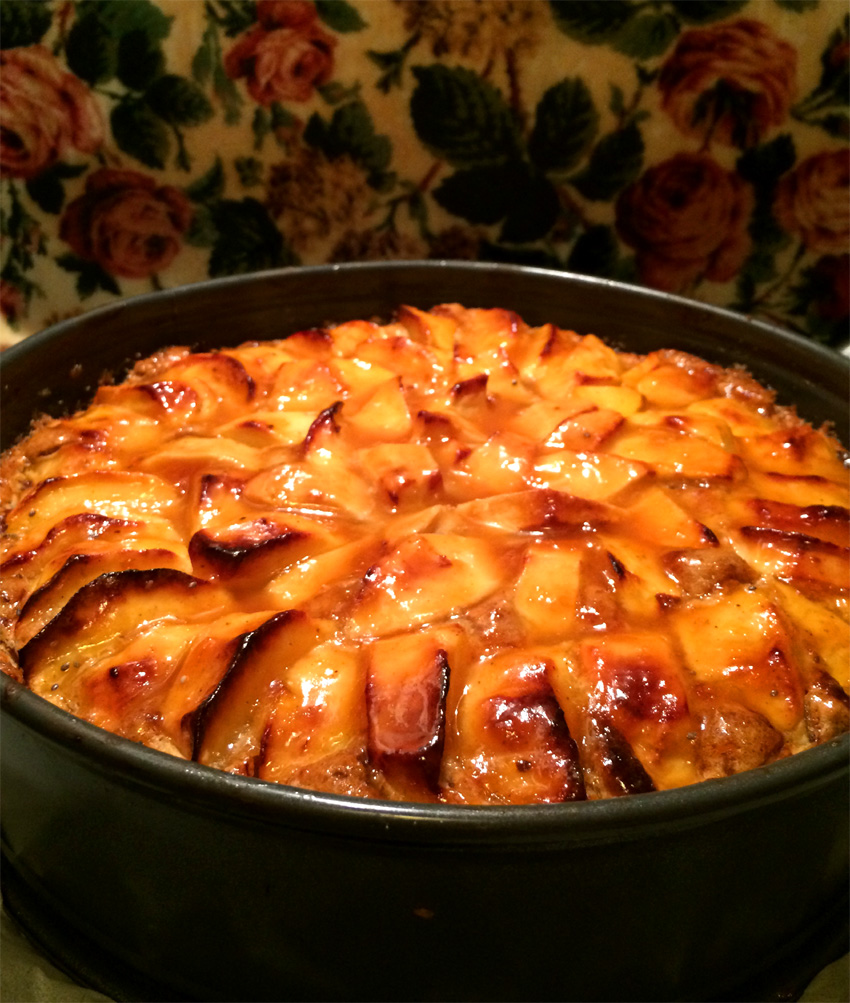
left=1, top=306, right=848, bottom=805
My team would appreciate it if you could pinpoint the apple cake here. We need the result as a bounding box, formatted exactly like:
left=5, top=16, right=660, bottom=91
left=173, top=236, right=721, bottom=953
left=1, top=304, right=848, bottom=804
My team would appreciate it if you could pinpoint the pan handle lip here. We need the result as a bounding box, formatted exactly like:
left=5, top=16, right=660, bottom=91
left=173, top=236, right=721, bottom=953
left=3, top=673, right=848, bottom=848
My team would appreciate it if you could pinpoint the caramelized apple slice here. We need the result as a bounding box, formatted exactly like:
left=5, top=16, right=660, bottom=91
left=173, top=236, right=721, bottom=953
left=356, top=443, right=441, bottom=509
left=0, top=512, right=182, bottom=606
left=194, top=610, right=333, bottom=774
left=533, top=450, right=647, bottom=501
left=505, top=398, right=595, bottom=440
left=747, top=471, right=849, bottom=509
left=21, top=569, right=230, bottom=694
left=572, top=384, right=643, bottom=417
left=513, top=543, right=583, bottom=640
left=257, top=640, right=372, bottom=796
left=344, top=377, right=413, bottom=444
left=16, top=547, right=192, bottom=647
left=350, top=533, right=507, bottom=637
left=577, top=634, right=691, bottom=744
left=746, top=499, right=849, bottom=549
left=265, top=537, right=383, bottom=612
left=444, top=433, right=534, bottom=501
left=737, top=526, right=849, bottom=590
left=444, top=652, right=585, bottom=804
left=5, top=471, right=181, bottom=542
left=773, top=581, right=849, bottom=689
left=157, top=352, right=254, bottom=421
left=741, top=425, right=847, bottom=481
left=397, top=304, right=457, bottom=358
left=366, top=632, right=451, bottom=799
left=456, top=488, right=614, bottom=533
left=545, top=408, right=624, bottom=451
left=582, top=714, right=657, bottom=797
left=609, top=425, right=741, bottom=480
left=672, top=590, right=805, bottom=731
left=618, top=486, right=718, bottom=550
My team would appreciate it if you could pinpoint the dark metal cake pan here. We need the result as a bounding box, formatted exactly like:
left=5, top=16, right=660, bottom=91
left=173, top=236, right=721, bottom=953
left=1, top=262, right=848, bottom=1002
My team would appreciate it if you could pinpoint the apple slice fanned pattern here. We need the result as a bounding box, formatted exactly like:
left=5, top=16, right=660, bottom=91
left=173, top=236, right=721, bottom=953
left=2, top=305, right=848, bottom=804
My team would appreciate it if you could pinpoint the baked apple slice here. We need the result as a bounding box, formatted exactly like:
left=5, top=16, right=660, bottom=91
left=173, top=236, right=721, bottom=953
left=350, top=533, right=507, bottom=637
left=366, top=630, right=453, bottom=800
left=194, top=609, right=333, bottom=774
left=257, top=640, right=372, bottom=796
left=21, top=568, right=230, bottom=695
left=443, top=651, right=585, bottom=804
left=15, top=546, right=192, bottom=647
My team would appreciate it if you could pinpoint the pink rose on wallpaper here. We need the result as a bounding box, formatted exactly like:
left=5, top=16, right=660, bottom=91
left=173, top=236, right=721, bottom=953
left=0, top=45, right=103, bottom=180
left=256, top=1, right=318, bottom=29
left=225, top=2, right=336, bottom=106
left=659, top=19, right=796, bottom=148
left=774, top=149, right=850, bottom=256
left=60, top=169, right=193, bottom=279
left=615, top=153, right=754, bottom=293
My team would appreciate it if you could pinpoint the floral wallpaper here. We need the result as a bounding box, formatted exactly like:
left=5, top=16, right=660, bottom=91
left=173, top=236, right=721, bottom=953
left=1, top=0, right=848, bottom=349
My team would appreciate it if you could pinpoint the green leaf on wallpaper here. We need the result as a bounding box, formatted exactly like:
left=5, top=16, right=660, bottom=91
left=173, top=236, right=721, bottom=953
left=566, top=225, right=619, bottom=279
left=529, top=78, right=599, bottom=174
left=500, top=173, right=560, bottom=243
left=56, top=254, right=120, bottom=299
left=612, top=12, right=678, bottom=60
left=315, top=0, right=368, bottom=32
left=774, top=1, right=819, bottom=11
left=670, top=1, right=747, bottom=23
left=146, top=75, right=214, bottom=127
left=23, top=163, right=84, bottom=216
left=117, top=29, right=165, bottom=90
left=66, top=14, right=117, bottom=85
left=814, top=113, right=850, bottom=139
left=192, top=23, right=215, bottom=86
left=208, top=0, right=258, bottom=38
left=432, top=164, right=520, bottom=225
left=185, top=204, right=218, bottom=248
left=235, top=156, right=264, bottom=187
left=304, top=101, right=391, bottom=187
left=111, top=98, right=170, bottom=169
left=549, top=0, right=633, bottom=44
left=736, top=135, right=796, bottom=186
left=185, top=157, right=225, bottom=204
left=209, top=199, right=296, bottom=277
left=410, top=65, right=521, bottom=168
left=0, top=0, right=52, bottom=50
left=77, top=0, right=173, bottom=41
left=570, top=122, right=643, bottom=201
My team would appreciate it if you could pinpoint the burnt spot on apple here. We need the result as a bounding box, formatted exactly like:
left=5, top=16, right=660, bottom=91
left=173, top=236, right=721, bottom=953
left=302, top=401, right=343, bottom=454
left=741, top=526, right=849, bottom=589
left=585, top=714, right=656, bottom=796
left=481, top=689, right=586, bottom=802
left=188, top=522, right=311, bottom=580
left=192, top=609, right=328, bottom=771
left=749, top=499, right=849, bottom=548
left=19, top=568, right=223, bottom=686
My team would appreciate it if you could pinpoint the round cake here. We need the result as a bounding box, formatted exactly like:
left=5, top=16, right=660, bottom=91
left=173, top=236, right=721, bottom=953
left=1, top=304, right=848, bottom=804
